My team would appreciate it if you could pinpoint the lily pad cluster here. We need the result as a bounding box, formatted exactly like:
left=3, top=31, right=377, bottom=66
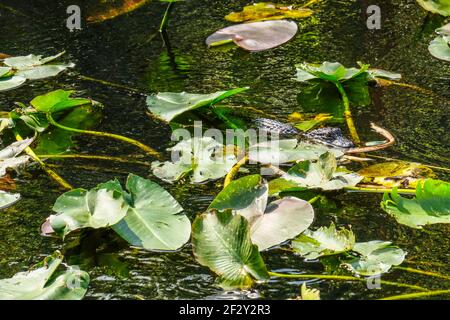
left=0, top=52, right=73, bottom=92
left=429, top=23, right=450, bottom=62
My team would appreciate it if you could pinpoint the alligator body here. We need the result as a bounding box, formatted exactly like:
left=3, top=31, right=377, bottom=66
left=254, top=118, right=355, bottom=149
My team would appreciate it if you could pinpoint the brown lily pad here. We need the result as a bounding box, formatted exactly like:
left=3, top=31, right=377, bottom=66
left=206, top=20, right=298, bottom=52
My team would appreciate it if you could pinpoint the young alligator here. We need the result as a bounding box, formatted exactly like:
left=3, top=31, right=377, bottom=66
left=254, top=118, right=355, bottom=149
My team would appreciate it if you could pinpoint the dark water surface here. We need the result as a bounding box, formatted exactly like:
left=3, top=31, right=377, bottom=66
left=0, top=0, right=449, bottom=299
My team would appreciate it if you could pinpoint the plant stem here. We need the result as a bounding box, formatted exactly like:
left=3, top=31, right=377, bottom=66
left=13, top=131, right=73, bottom=190
left=36, top=154, right=151, bottom=166
left=363, top=154, right=450, bottom=172
left=379, top=289, right=450, bottom=300
left=46, top=113, right=161, bottom=159
left=223, top=155, right=248, bottom=188
left=308, top=195, right=321, bottom=204
left=393, top=267, right=450, bottom=281
left=345, top=186, right=416, bottom=195
left=77, top=75, right=144, bottom=96
left=268, top=271, right=428, bottom=292
left=159, top=1, right=174, bottom=32
left=334, top=82, right=361, bottom=146
left=211, top=106, right=240, bottom=130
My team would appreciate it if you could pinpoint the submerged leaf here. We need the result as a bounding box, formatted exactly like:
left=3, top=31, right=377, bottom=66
left=0, top=191, right=20, bottom=210
left=358, top=161, right=435, bottom=188
left=225, top=2, right=313, bottom=22
left=292, top=223, right=356, bottom=259
left=112, top=174, right=191, bottom=251
left=146, top=88, right=247, bottom=122
left=0, top=251, right=89, bottom=300
left=343, top=241, right=406, bottom=276
left=210, top=175, right=314, bottom=250
left=192, top=210, right=269, bottom=289
left=381, top=179, right=450, bottom=228
left=152, top=137, right=237, bottom=183
left=206, top=20, right=298, bottom=52
left=248, top=139, right=343, bottom=165
left=429, top=35, right=450, bottom=62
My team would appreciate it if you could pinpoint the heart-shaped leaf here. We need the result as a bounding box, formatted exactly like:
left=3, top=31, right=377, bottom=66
left=192, top=210, right=269, bottom=289
left=146, top=88, right=247, bottom=122
left=206, top=20, right=298, bottom=52
left=381, top=179, right=450, bottom=228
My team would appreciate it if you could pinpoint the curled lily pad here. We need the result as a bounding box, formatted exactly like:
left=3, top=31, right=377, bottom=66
left=295, top=62, right=370, bottom=83
left=429, top=35, right=450, bottom=62
left=273, top=152, right=362, bottom=191
left=192, top=210, right=269, bottom=289
left=0, top=191, right=20, bottom=210
left=152, top=137, right=237, bottom=184
left=0, top=75, right=26, bottom=92
left=146, top=88, right=247, bottom=122
left=210, top=175, right=314, bottom=250
left=0, top=67, right=12, bottom=78
left=416, top=0, right=450, bottom=16
left=358, top=161, right=435, bottom=188
left=206, top=20, right=298, bottom=52
left=0, top=139, right=33, bottom=177
left=381, top=179, right=450, bottom=229
left=436, top=23, right=450, bottom=36
left=292, top=223, right=356, bottom=259
left=225, top=2, right=313, bottom=22
left=248, top=139, right=343, bottom=165
left=343, top=241, right=406, bottom=276
left=0, top=251, right=89, bottom=300
left=30, top=89, right=91, bottom=113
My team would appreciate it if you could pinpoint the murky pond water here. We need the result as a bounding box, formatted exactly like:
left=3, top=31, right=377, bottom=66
left=0, top=0, right=449, bottom=299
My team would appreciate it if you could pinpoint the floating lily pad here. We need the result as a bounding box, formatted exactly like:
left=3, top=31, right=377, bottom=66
left=429, top=35, right=450, bottom=62
left=225, top=2, right=313, bottom=22
left=0, top=251, right=89, bottom=300
left=248, top=139, right=343, bottom=165
left=30, top=89, right=91, bottom=113
left=0, top=67, right=11, bottom=78
left=292, top=223, right=356, bottom=259
left=343, top=241, right=406, bottom=276
left=146, top=88, right=247, bottom=122
left=272, top=152, right=362, bottom=191
left=152, top=137, right=237, bottom=183
left=358, top=161, right=435, bottom=188
left=0, top=75, right=26, bottom=92
left=192, top=210, right=269, bottom=289
left=295, top=62, right=370, bottom=83
left=381, top=179, right=450, bottom=229
left=206, top=20, right=298, bottom=52
left=210, top=175, right=314, bottom=250
left=416, top=0, right=450, bottom=16
left=0, top=139, right=33, bottom=177
left=0, top=191, right=20, bottom=210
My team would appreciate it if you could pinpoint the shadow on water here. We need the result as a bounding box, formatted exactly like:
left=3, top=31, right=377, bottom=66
left=0, top=0, right=449, bottom=299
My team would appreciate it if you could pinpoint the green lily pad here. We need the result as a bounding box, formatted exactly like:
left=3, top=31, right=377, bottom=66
left=275, top=152, right=362, bottom=191
left=48, top=180, right=129, bottom=238
left=152, top=137, right=237, bottom=184
left=146, top=88, right=247, bottom=122
left=292, top=223, right=356, bottom=259
left=248, top=139, right=343, bottom=165
left=0, top=251, right=89, bottom=300
left=210, top=175, right=314, bottom=250
left=295, top=62, right=370, bottom=83
left=343, top=241, right=406, bottom=276
left=0, top=191, right=20, bottom=210
left=111, top=174, right=191, bottom=251
left=192, top=210, right=269, bottom=289
left=225, top=2, right=313, bottom=22
left=30, top=89, right=91, bottom=113
left=429, top=35, right=450, bottom=62
left=416, top=0, right=450, bottom=16
left=381, top=179, right=450, bottom=229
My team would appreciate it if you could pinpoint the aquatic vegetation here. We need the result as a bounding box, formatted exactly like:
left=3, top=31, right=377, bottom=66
left=429, top=24, right=450, bottom=61
left=298, top=283, right=320, bottom=300
left=87, top=0, right=152, bottom=23
left=192, top=210, right=270, bottom=289
left=381, top=179, right=450, bottom=228
left=225, top=2, right=313, bottom=22
left=45, top=174, right=191, bottom=251
left=209, top=175, right=314, bottom=250
left=0, top=190, right=20, bottom=210
left=270, top=152, right=363, bottom=191
left=0, top=251, right=89, bottom=300
left=416, top=0, right=450, bottom=16
left=206, top=20, right=298, bottom=51
left=0, top=52, right=73, bottom=91
left=146, top=88, right=247, bottom=122
left=151, top=137, right=238, bottom=183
